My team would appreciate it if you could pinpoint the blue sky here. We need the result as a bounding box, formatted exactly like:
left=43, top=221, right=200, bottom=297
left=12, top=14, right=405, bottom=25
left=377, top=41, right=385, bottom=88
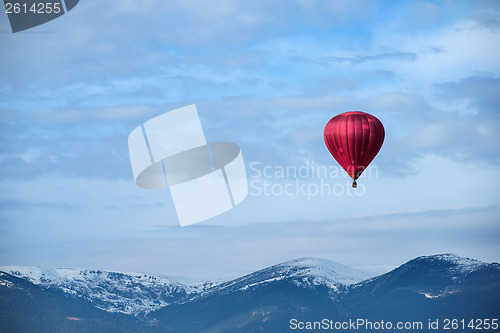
left=1, top=0, right=499, bottom=280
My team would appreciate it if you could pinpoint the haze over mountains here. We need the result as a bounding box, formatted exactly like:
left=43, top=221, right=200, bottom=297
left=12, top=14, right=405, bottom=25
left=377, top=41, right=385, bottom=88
left=1, top=254, right=499, bottom=332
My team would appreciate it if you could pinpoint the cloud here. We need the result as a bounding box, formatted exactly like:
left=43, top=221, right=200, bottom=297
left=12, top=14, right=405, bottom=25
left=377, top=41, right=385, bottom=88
left=35, top=105, right=160, bottom=125
left=320, top=51, right=417, bottom=66
left=2, top=204, right=498, bottom=278
left=470, top=0, right=500, bottom=31
left=426, top=75, right=500, bottom=162
left=0, top=199, right=77, bottom=212
left=1, top=73, right=497, bottom=182
left=0, top=135, right=132, bottom=181
left=0, top=106, right=135, bottom=180
left=0, top=1, right=377, bottom=85
left=433, top=75, right=500, bottom=114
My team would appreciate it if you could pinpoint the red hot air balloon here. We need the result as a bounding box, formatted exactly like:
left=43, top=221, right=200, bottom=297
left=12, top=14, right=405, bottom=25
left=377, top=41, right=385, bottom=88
left=324, top=111, right=384, bottom=188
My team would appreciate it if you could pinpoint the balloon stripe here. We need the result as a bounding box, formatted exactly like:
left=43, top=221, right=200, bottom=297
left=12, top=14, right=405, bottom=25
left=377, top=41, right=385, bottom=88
left=363, top=116, right=377, bottom=167
left=353, top=113, right=363, bottom=172
left=344, top=113, right=354, bottom=178
left=359, top=114, right=369, bottom=176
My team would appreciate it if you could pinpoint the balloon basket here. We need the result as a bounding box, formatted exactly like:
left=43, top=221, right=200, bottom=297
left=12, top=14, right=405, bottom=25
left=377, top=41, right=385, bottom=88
left=352, top=180, right=357, bottom=188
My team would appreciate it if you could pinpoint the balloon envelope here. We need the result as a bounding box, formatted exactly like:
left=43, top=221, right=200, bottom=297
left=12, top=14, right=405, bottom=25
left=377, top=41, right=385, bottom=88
left=324, top=111, right=384, bottom=182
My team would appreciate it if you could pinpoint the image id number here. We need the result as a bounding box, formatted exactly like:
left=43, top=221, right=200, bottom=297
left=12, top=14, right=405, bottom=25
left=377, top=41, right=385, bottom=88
left=5, top=2, right=62, bottom=14
left=443, top=319, right=499, bottom=330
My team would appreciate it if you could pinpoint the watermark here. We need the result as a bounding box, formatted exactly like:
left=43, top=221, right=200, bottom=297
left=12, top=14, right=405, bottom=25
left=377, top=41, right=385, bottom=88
left=128, top=105, right=248, bottom=227
left=248, top=161, right=379, bottom=199
left=3, top=0, right=79, bottom=33
left=290, top=318, right=423, bottom=331
left=289, top=318, right=499, bottom=331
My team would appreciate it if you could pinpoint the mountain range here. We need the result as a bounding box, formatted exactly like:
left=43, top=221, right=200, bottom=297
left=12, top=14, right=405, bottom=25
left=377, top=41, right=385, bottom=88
left=1, top=253, right=499, bottom=332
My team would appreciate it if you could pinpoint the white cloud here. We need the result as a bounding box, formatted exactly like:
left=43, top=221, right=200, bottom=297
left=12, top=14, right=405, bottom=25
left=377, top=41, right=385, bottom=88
left=376, top=20, right=500, bottom=85
left=35, top=105, right=160, bottom=124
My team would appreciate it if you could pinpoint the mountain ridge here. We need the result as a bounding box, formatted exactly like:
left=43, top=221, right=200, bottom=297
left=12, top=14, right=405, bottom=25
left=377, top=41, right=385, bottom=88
left=1, top=253, right=496, bottom=309
left=1, top=256, right=370, bottom=316
left=191, top=257, right=374, bottom=300
left=0, top=265, right=218, bottom=317
left=1, top=253, right=499, bottom=333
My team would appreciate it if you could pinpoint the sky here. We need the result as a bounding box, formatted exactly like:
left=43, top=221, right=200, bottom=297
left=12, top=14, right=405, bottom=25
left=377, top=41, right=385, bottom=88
left=0, top=0, right=499, bottom=280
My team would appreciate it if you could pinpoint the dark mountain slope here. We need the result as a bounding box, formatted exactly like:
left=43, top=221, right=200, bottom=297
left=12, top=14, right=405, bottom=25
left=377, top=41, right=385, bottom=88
left=0, top=272, right=151, bottom=333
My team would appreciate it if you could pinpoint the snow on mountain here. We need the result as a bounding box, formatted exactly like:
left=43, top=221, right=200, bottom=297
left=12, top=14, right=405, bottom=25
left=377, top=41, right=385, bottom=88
left=349, top=253, right=496, bottom=298
left=0, top=258, right=374, bottom=315
left=3, top=254, right=488, bottom=318
left=2, top=255, right=498, bottom=333
left=0, top=266, right=215, bottom=317
left=414, top=253, right=489, bottom=275
left=196, top=257, right=375, bottom=299
left=279, top=257, right=375, bottom=287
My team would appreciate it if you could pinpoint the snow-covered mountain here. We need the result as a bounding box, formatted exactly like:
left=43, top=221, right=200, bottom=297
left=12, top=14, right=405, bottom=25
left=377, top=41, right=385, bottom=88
left=337, top=253, right=500, bottom=321
left=350, top=253, right=494, bottom=292
left=0, top=266, right=216, bottom=317
left=1, top=253, right=499, bottom=333
left=195, top=257, right=374, bottom=298
left=410, top=253, right=490, bottom=275
left=0, top=257, right=371, bottom=316
left=0, top=257, right=374, bottom=319
left=149, top=253, right=500, bottom=332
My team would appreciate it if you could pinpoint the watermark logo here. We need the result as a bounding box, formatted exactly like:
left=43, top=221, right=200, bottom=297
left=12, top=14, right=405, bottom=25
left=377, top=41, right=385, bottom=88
left=249, top=161, right=380, bottom=199
left=128, top=105, right=248, bottom=227
left=3, top=0, right=79, bottom=33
